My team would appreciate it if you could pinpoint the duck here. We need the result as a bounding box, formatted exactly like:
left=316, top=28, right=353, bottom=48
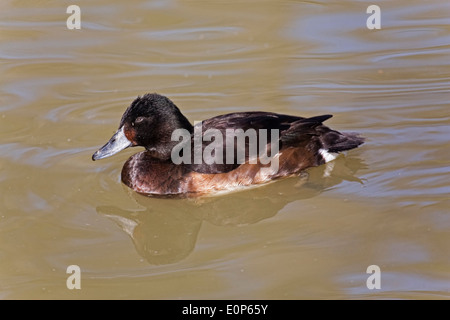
left=92, top=93, right=364, bottom=197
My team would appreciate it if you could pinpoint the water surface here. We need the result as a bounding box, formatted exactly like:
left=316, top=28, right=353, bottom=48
left=0, top=0, right=449, bottom=299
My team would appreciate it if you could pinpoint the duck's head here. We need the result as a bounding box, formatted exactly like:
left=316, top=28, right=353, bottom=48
left=92, top=93, right=193, bottom=161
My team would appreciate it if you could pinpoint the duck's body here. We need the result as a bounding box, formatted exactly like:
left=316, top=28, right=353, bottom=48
left=93, top=94, right=364, bottom=197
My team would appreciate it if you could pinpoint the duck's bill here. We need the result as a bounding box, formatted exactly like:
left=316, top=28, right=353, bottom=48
left=92, top=126, right=132, bottom=161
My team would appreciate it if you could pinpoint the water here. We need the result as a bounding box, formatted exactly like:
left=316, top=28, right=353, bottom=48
left=0, top=0, right=449, bottom=299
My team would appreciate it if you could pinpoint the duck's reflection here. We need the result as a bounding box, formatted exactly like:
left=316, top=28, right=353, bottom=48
left=97, top=155, right=366, bottom=265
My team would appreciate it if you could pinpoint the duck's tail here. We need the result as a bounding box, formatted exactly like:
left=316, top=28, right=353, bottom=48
left=297, top=115, right=365, bottom=164
left=322, top=131, right=365, bottom=153
left=318, top=129, right=365, bottom=163
left=279, top=114, right=365, bottom=164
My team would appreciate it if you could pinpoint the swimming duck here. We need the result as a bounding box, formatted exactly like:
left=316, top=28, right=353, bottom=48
left=92, top=93, right=364, bottom=197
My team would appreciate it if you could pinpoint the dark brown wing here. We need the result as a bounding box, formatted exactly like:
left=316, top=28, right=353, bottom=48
left=189, top=112, right=305, bottom=174
left=186, top=111, right=363, bottom=174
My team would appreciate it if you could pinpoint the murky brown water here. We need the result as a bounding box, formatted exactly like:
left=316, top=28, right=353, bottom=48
left=1, top=0, right=449, bottom=299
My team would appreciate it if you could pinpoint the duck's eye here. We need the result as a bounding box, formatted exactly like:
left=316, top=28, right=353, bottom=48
left=135, top=116, right=145, bottom=124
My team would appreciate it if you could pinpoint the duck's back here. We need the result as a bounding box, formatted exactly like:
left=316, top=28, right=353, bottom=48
left=200, top=111, right=303, bottom=132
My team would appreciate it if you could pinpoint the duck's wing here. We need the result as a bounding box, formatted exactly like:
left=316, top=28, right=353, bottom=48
left=200, top=111, right=302, bottom=132
left=187, top=111, right=363, bottom=175
left=189, top=112, right=304, bottom=174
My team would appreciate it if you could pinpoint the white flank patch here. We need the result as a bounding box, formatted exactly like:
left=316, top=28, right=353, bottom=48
left=319, top=148, right=338, bottom=163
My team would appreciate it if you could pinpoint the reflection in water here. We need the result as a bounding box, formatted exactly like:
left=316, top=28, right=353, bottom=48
left=97, top=155, right=366, bottom=265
